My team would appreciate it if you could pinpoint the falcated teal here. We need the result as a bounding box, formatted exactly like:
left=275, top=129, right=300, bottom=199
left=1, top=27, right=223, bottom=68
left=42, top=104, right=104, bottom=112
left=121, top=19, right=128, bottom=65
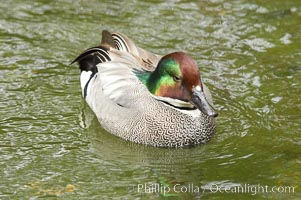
left=73, top=30, right=218, bottom=147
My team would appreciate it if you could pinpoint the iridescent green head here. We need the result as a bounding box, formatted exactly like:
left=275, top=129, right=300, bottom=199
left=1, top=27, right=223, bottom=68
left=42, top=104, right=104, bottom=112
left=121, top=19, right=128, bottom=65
left=137, top=52, right=217, bottom=117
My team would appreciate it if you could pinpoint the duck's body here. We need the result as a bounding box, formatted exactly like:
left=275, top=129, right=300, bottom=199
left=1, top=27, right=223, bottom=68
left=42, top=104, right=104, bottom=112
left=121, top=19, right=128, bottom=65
left=73, top=31, right=217, bottom=147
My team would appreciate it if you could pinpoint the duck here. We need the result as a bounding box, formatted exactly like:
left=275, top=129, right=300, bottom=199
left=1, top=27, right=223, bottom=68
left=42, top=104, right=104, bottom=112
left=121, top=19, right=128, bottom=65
left=72, top=30, right=218, bottom=147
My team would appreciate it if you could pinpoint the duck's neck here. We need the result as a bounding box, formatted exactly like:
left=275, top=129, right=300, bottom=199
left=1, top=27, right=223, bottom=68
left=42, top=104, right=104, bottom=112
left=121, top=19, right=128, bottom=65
left=135, top=58, right=180, bottom=95
left=136, top=70, right=160, bottom=94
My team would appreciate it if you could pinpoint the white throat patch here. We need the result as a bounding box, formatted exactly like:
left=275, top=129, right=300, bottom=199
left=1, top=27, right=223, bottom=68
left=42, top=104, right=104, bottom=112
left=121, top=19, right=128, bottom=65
left=152, top=95, right=195, bottom=109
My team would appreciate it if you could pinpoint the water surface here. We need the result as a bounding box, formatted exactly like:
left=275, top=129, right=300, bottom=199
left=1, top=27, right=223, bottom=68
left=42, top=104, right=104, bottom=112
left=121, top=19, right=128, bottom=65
left=0, top=0, right=300, bottom=199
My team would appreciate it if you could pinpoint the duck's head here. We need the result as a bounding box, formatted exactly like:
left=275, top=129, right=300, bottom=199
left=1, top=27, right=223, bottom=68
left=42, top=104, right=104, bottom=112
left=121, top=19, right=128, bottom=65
left=144, top=52, right=218, bottom=117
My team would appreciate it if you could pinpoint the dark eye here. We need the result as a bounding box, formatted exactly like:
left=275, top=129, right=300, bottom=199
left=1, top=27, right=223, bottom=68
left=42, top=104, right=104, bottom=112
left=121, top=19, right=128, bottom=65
left=173, top=76, right=181, bottom=82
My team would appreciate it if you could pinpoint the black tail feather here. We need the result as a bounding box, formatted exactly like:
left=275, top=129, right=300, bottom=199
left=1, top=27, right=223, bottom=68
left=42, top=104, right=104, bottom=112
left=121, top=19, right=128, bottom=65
left=71, top=46, right=111, bottom=74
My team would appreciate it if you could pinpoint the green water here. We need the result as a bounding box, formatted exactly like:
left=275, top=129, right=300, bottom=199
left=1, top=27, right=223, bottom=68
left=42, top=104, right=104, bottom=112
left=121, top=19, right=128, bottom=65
left=0, top=0, right=300, bottom=199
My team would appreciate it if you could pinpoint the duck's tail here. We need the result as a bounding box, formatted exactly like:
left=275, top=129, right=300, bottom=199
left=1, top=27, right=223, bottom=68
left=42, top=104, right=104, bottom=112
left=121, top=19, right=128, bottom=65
left=71, top=34, right=112, bottom=98
left=71, top=30, right=132, bottom=98
left=71, top=30, right=114, bottom=71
